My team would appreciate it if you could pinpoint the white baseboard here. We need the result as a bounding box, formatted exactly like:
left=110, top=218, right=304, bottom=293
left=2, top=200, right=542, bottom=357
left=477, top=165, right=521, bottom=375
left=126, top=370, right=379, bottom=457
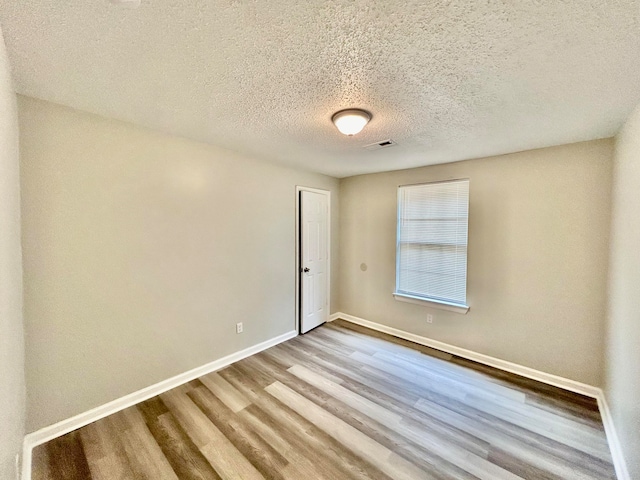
left=332, top=312, right=599, bottom=396
left=597, top=394, right=631, bottom=480
left=21, top=313, right=632, bottom=480
left=21, top=329, right=297, bottom=480
left=331, top=311, right=631, bottom=480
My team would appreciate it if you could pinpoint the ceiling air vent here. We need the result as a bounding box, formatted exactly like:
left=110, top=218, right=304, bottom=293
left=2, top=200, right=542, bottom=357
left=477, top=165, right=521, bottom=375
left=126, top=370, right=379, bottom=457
left=109, top=0, right=141, bottom=8
left=363, top=139, right=396, bottom=151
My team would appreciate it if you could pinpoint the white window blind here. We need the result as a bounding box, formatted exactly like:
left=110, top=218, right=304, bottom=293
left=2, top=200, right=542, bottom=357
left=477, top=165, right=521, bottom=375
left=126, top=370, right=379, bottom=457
left=395, top=179, right=469, bottom=307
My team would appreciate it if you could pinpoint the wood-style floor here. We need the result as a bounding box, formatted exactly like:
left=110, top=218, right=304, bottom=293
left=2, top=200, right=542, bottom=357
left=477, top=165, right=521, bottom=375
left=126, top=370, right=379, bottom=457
left=32, top=320, right=617, bottom=480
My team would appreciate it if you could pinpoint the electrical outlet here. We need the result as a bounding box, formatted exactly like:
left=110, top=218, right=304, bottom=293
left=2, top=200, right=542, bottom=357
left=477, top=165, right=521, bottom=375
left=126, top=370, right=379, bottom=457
left=427, top=314, right=433, bottom=324
left=236, top=322, right=243, bottom=334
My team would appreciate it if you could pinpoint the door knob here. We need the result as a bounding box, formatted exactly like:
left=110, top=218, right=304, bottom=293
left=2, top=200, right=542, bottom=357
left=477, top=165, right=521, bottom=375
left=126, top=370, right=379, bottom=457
left=303, top=267, right=310, bottom=273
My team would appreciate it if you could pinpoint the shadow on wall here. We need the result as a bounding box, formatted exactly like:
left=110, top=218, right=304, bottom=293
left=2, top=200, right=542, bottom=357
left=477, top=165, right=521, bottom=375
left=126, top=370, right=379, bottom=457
left=0, top=23, right=26, bottom=480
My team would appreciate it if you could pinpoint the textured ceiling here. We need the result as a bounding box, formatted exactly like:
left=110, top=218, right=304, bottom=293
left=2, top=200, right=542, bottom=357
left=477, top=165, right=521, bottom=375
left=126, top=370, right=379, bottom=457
left=1, top=1, right=639, bottom=177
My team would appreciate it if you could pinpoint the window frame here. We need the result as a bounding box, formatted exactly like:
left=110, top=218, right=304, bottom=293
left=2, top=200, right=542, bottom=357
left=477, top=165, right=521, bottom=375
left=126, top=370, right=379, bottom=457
left=394, top=179, right=470, bottom=314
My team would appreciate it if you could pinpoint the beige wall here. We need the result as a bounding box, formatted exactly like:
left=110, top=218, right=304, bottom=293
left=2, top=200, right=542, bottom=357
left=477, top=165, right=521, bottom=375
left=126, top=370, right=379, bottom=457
left=606, top=104, right=640, bottom=477
left=19, top=96, right=339, bottom=432
left=339, top=139, right=612, bottom=386
left=0, top=26, right=25, bottom=479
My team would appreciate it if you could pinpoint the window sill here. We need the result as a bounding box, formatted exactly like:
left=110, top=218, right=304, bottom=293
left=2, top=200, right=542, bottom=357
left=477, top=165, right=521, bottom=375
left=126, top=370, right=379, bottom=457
left=393, top=293, right=470, bottom=314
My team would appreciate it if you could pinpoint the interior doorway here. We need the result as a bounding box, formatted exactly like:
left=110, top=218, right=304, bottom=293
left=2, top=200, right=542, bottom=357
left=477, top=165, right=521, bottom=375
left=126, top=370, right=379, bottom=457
left=296, top=186, right=330, bottom=334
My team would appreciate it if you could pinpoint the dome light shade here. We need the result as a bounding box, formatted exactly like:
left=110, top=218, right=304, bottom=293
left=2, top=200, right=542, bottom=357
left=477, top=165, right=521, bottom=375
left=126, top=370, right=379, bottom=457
left=332, top=109, right=371, bottom=136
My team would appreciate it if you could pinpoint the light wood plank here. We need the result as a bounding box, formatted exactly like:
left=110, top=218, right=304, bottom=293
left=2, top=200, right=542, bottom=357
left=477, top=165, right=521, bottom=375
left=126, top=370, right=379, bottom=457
left=223, top=365, right=394, bottom=480
left=187, top=385, right=289, bottom=479
left=160, top=388, right=265, bottom=480
left=199, top=372, right=251, bottom=413
left=266, top=380, right=441, bottom=480
left=80, top=418, right=137, bottom=480
left=118, top=407, right=179, bottom=480
left=288, top=364, right=528, bottom=480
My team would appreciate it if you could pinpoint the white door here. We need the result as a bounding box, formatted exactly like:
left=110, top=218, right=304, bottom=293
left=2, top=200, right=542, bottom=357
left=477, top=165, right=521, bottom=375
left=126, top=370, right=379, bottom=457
left=300, top=190, right=329, bottom=334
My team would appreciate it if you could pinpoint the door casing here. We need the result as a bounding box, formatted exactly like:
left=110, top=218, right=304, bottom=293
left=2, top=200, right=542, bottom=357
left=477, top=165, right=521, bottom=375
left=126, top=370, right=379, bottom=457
left=295, top=186, right=331, bottom=334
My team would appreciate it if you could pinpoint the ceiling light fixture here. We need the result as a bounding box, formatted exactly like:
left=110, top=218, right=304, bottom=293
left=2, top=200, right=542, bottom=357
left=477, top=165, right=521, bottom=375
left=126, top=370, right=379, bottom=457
left=332, top=109, right=371, bottom=136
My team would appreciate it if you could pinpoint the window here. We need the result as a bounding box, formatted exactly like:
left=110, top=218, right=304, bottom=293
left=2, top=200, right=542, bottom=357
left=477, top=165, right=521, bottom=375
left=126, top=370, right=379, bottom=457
left=394, top=179, right=469, bottom=312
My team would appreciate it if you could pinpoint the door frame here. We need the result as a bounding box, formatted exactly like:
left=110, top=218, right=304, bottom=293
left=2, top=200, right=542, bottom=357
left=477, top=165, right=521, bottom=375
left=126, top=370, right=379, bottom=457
left=295, top=186, right=331, bottom=334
